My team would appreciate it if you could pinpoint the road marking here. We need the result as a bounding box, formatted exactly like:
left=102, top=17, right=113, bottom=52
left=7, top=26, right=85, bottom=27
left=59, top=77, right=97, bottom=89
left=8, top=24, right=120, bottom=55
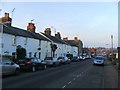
left=79, top=74, right=81, bottom=76
left=73, top=78, right=76, bottom=80
left=62, top=85, right=66, bottom=88
left=68, top=81, right=72, bottom=84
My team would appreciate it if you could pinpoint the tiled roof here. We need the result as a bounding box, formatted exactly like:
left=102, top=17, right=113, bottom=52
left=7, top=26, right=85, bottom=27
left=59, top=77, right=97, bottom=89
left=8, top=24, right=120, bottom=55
left=41, top=33, right=67, bottom=45
left=64, top=40, right=78, bottom=47
left=2, top=24, right=50, bottom=41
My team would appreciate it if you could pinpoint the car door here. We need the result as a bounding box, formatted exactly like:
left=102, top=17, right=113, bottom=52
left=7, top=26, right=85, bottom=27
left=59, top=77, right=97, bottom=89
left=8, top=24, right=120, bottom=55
left=0, top=59, right=2, bottom=75
left=35, top=58, right=41, bottom=69
left=2, top=58, right=15, bottom=75
left=32, top=58, right=39, bottom=68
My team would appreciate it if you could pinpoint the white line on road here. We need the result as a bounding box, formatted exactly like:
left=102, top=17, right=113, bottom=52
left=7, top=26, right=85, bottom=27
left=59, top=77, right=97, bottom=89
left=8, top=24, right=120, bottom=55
left=62, top=85, right=66, bottom=88
left=76, top=75, right=79, bottom=77
left=73, top=78, right=76, bottom=80
left=79, top=74, right=81, bottom=76
left=68, top=81, right=72, bottom=84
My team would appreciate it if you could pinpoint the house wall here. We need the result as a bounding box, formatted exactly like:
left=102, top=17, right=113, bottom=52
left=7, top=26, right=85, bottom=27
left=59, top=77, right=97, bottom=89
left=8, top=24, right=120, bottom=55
left=2, top=33, right=78, bottom=60
left=41, top=41, right=51, bottom=60
left=25, top=38, right=39, bottom=58
left=2, top=34, right=16, bottom=55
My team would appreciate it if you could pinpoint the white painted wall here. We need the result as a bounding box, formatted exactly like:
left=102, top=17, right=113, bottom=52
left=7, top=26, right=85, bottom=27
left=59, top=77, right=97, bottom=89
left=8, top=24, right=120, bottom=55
left=25, top=38, right=39, bottom=58
left=41, top=41, right=51, bottom=60
left=2, top=32, right=78, bottom=60
left=2, top=34, right=16, bottom=55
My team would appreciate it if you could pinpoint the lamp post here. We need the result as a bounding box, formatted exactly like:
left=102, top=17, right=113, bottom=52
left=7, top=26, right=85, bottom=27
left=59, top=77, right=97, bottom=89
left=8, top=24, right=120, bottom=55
left=111, top=35, right=113, bottom=56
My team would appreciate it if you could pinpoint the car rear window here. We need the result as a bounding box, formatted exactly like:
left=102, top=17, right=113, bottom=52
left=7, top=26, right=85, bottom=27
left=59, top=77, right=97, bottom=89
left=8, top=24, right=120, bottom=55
left=58, top=57, right=64, bottom=59
left=45, top=57, right=53, bottom=60
left=95, top=57, right=103, bottom=60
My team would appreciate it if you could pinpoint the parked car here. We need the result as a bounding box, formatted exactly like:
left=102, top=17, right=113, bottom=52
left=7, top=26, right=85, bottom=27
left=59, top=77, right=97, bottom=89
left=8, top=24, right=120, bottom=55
left=44, top=57, right=60, bottom=66
left=86, top=55, right=91, bottom=59
left=17, top=57, right=47, bottom=72
left=0, top=57, right=20, bottom=76
left=57, top=57, right=70, bottom=64
left=71, top=56, right=79, bottom=62
left=93, top=56, right=105, bottom=65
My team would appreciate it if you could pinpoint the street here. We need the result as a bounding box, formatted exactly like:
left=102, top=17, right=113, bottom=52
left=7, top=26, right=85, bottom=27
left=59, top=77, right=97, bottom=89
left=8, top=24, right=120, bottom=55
left=2, top=59, right=118, bottom=88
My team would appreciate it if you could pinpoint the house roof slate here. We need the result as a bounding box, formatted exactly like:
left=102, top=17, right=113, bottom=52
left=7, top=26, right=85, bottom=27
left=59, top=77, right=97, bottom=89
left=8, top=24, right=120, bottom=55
left=64, top=40, right=78, bottom=47
left=2, top=24, right=50, bottom=41
left=41, top=33, right=67, bottom=45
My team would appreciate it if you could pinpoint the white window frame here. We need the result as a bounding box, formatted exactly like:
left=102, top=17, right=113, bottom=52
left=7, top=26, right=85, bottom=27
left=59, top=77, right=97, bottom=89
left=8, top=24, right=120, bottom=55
left=12, top=36, right=16, bottom=45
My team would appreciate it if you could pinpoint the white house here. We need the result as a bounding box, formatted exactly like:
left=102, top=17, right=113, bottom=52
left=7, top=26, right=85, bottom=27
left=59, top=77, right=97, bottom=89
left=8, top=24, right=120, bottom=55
left=41, top=28, right=78, bottom=58
left=0, top=12, right=79, bottom=60
left=0, top=22, right=51, bottom=60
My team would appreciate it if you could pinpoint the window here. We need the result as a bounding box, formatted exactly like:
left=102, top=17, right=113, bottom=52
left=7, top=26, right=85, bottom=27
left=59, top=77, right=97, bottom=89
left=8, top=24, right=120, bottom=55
left=39, top=52, right=41, bottom=59
left=12, top=36, right=16, bottom=45
left=12, top=52, right=16, bottom=58
left=29, top=52, right=32, bottom=58
left=2, top=58, right=13, bottom=65
left=24, top=38, right=27, bottom=45
left=34, top=52, right=37, bottom=57
left=39, top=40, right=41, bottom=46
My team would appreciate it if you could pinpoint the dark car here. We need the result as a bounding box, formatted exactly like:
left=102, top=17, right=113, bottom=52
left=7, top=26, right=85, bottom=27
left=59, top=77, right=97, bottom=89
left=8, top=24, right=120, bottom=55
left=0, top=57, right=20, bottom=76
left=17, top=57, right=47, bottom=72
left=71, top=56, right=79, bottom=62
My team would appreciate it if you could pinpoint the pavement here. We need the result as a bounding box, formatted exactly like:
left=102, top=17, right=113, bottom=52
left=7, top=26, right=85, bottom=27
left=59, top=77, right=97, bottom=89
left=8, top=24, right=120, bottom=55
left=103, top=60, right=119, bottom=89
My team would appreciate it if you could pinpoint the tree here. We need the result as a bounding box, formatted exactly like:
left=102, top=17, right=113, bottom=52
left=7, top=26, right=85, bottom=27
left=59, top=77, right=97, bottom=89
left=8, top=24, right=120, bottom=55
left=16, top=47, right=26, bottom=59
left=51, top=44, right=57, bottom=57
left=66, top=54, right=73, bottom=60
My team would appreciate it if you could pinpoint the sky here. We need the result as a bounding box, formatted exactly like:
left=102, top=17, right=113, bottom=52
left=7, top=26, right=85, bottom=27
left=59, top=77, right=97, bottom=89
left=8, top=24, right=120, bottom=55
left=0, top=1, right=118, bottom=48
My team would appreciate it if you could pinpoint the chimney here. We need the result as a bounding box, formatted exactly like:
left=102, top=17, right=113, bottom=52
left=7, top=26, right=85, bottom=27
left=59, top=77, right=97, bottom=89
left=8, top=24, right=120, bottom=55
left=44, top=28, right=51, bottom=35
left=55, top=32, right=61, bottom=39
left=27, top=23, right=36, bottom=33
left=63, top=37, right=68, bottom=41
left=5, top=12, right=9, bottom=17
left=0, top=12, right=12, bottom=26
left=74, top=37, right=78, bottom=40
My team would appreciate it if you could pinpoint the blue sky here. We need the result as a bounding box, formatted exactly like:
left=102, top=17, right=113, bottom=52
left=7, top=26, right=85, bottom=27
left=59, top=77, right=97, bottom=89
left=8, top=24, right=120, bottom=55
left=0, top=2, right=118, bottom=48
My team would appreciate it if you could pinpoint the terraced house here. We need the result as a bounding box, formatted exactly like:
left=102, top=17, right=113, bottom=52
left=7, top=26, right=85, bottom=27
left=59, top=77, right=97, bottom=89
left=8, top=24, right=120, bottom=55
left=0, top=12, right=82, bottom=60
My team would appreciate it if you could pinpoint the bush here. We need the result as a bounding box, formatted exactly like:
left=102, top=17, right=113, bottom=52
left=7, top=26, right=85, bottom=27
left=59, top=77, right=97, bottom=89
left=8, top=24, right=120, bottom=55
left=1, top=55, right=18, bottom=63
left=2, top=55, right=13, bottom=60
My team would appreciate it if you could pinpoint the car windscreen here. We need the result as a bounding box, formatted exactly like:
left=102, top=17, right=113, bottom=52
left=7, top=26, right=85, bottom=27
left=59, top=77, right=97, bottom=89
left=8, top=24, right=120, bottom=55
left=58, top=57, right=64, bottom=59
left=95, top=57, right=103, bottom=60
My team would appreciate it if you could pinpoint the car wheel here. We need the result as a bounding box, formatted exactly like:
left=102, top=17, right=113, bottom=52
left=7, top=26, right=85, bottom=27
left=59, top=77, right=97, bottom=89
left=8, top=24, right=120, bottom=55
left=32, top=66, right=36, bottom=72
left=53, top=62, right=56, bottom=67
left=15, top=68, right=20, bottom=75
left=43, top=65, right=47, bottom=69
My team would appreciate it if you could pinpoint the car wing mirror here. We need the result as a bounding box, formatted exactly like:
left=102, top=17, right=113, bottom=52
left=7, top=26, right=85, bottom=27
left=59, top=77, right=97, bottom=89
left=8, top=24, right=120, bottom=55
left=11, top=62, right=14, bottom=65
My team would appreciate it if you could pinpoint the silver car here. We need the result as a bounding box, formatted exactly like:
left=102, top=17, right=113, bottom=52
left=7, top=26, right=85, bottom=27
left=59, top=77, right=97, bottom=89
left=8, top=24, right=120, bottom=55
left=93, top=56, right=105, bottom=65
left=0, top=57, right=20, bottom=76
left=44, top=57, right=60, bottom=66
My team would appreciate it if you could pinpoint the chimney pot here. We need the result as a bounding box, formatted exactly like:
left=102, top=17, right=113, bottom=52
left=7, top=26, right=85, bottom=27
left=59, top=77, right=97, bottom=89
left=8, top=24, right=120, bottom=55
left=74, top=37, right=78, bottom=40
left=63, top=37, right=68, bottom=41
left=27, top=22, right=36, bottom=33
left=55, top=32, right=61, bottom=39
left=44, top=28, right=51, bottom=35
left=0, top=12, right=12, bottom=26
